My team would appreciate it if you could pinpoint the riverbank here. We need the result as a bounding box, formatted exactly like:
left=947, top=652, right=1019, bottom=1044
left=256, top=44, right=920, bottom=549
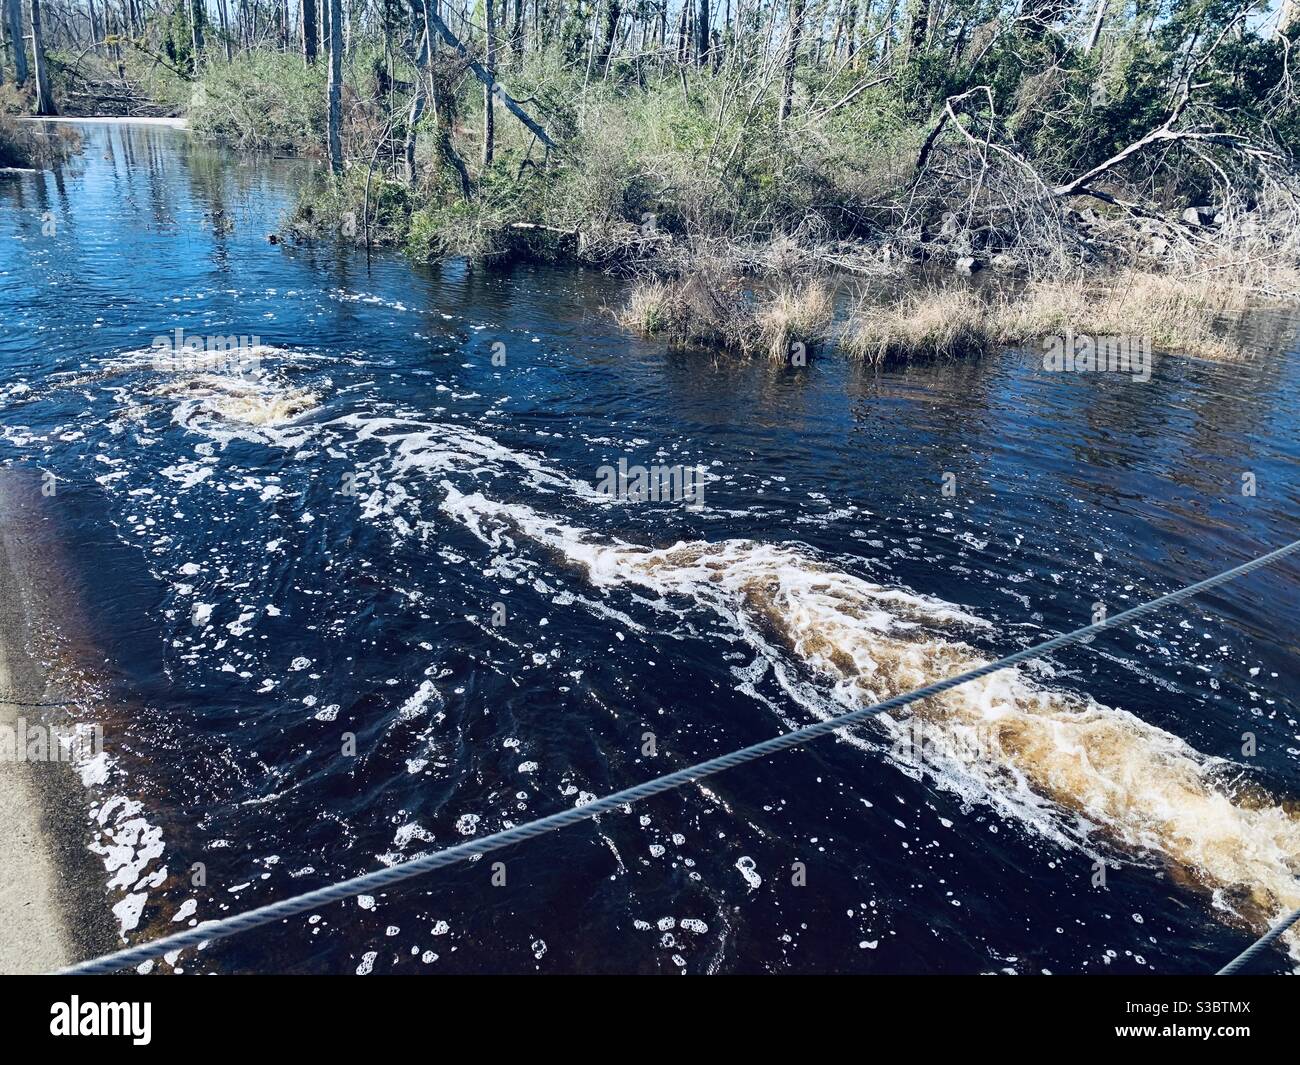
left=0, top=115, right=82, bottom=169
left=0, top=469, right=116, bottom=974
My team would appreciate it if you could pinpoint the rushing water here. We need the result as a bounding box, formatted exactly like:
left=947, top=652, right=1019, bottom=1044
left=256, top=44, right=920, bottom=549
left=1, top=121, right=1299, bottom=975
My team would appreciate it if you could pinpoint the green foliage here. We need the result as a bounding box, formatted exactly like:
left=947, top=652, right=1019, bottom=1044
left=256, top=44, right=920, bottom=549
left=408, top=161, right=550, bottom=260
left=122, top=50, right=192, bottom=111
left=161, top=4, right=199, bottom=74
left=189, top=50, right=326, bottom=151
left=194, top=10, right=1297, bottom=274
left=289, top=169, right=414, bottom=244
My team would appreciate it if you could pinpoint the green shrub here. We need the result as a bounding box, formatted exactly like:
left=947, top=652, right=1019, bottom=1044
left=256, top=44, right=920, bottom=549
left=289, top=169, right=414, bottom=245
left=189, top=50, right=326, bottom=151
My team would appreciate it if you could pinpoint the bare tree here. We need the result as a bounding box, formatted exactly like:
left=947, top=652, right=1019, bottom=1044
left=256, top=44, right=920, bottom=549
left=5, top=0, right=26, bottom=86
left=1086, top=0, right=1107, bottom=52
left=27, top=0, right=53, bottom=114
left=404, top=14, right=429, bottom=185
left=327, top=0, right=342, bottom=173
left=779, top=0, right=806, bottom=125
left=484, top=0, right=496, bottom=165
left=190, top=0, right=205, bottom=70
left=217, top=0, right=234, bottom=61
left=426, top=8, right=556, bottom=149
left=302, top=0, right=317, bottom=65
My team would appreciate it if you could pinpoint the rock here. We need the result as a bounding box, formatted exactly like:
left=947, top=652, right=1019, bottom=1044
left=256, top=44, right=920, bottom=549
left=990, top=253, right=1019, bottom=272
left=954, top=256, right=981, bottom=274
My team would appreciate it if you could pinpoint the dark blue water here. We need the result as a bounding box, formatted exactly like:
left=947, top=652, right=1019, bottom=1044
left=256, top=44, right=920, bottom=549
left=2, top=121, right=1299, bottom=974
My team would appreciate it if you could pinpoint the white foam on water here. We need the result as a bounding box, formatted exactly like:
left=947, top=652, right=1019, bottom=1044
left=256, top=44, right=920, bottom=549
left=62, top=346, right=322, bottom=448
left=440, top=487, right=1300, bottom=957
left=330, top=411, right=611, bottom=509
left=152, top=373, right=319, bottom=447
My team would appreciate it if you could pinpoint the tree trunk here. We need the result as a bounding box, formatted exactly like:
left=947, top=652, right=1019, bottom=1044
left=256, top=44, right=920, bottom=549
left=5, top=0, right=26, bottom=86
left=327, top=0, right=342, bottom=173
left=907, top=0, right=928, bottom=58
left=1086, top=0, right=1107, bottom=52
left=778, top=0, right=805, bottom=125
left=190, top=0, right=204, bottom=71
left=405, top=26, right=428, bottom=185
left=596, top=0, right=619, bottom=70
left=27, top=0, right=53, bottom=114
left=302, top=0, right=317, bottom=64
left=320, top=0, right=330, bottom=59
left=695, top=0, right=708, bottom=65
left=218, top=0, right=233, bottom=61
left=430, top=81, right=472, bottom=198
left=483, top=0, right=495, bottom=166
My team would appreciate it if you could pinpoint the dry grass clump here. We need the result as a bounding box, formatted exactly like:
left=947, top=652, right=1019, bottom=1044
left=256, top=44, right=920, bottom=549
left=843, top=287, right=997, bottom=363
left=844, top=270, right=1254, bottom=364
left=617, top=280, right=678, bottom=337
left=624, top=266, right=1262, bottom=364
left=996, top=272, right=1247, bottom=361
left=615, top=269, right=741, bottom=349
left=752, top=283, right=836, bottom=361
left=617, top=269, right=835, bottom=362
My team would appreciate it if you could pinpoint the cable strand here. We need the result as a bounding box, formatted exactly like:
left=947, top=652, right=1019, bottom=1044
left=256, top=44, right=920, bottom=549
left=1216, top=902, right=1300, bottom=975
left=59, top=537, right=1300, bottom=976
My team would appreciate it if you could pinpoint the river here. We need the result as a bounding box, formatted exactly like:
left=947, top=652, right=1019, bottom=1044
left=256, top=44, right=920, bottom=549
left=1, top=120, right=1298, bottom=974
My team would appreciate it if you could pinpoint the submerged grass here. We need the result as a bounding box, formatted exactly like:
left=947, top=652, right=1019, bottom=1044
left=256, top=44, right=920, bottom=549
left=616, top=269, right=835, bottom=362
left=844, top=271, right=1252, bottom=363
left=621, top=268, right=1259, bottom=363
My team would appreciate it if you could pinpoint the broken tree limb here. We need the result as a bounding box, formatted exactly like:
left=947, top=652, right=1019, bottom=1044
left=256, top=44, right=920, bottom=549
left=1051, top=127, right=1275, bottom=199
left=915, top=87, right=1045, bottom=190
left=916, top=81, right=1274, bottom=242
left=1051, top=5, right=1260, bottom=198
left=426, top=10, right=558, bottom=151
